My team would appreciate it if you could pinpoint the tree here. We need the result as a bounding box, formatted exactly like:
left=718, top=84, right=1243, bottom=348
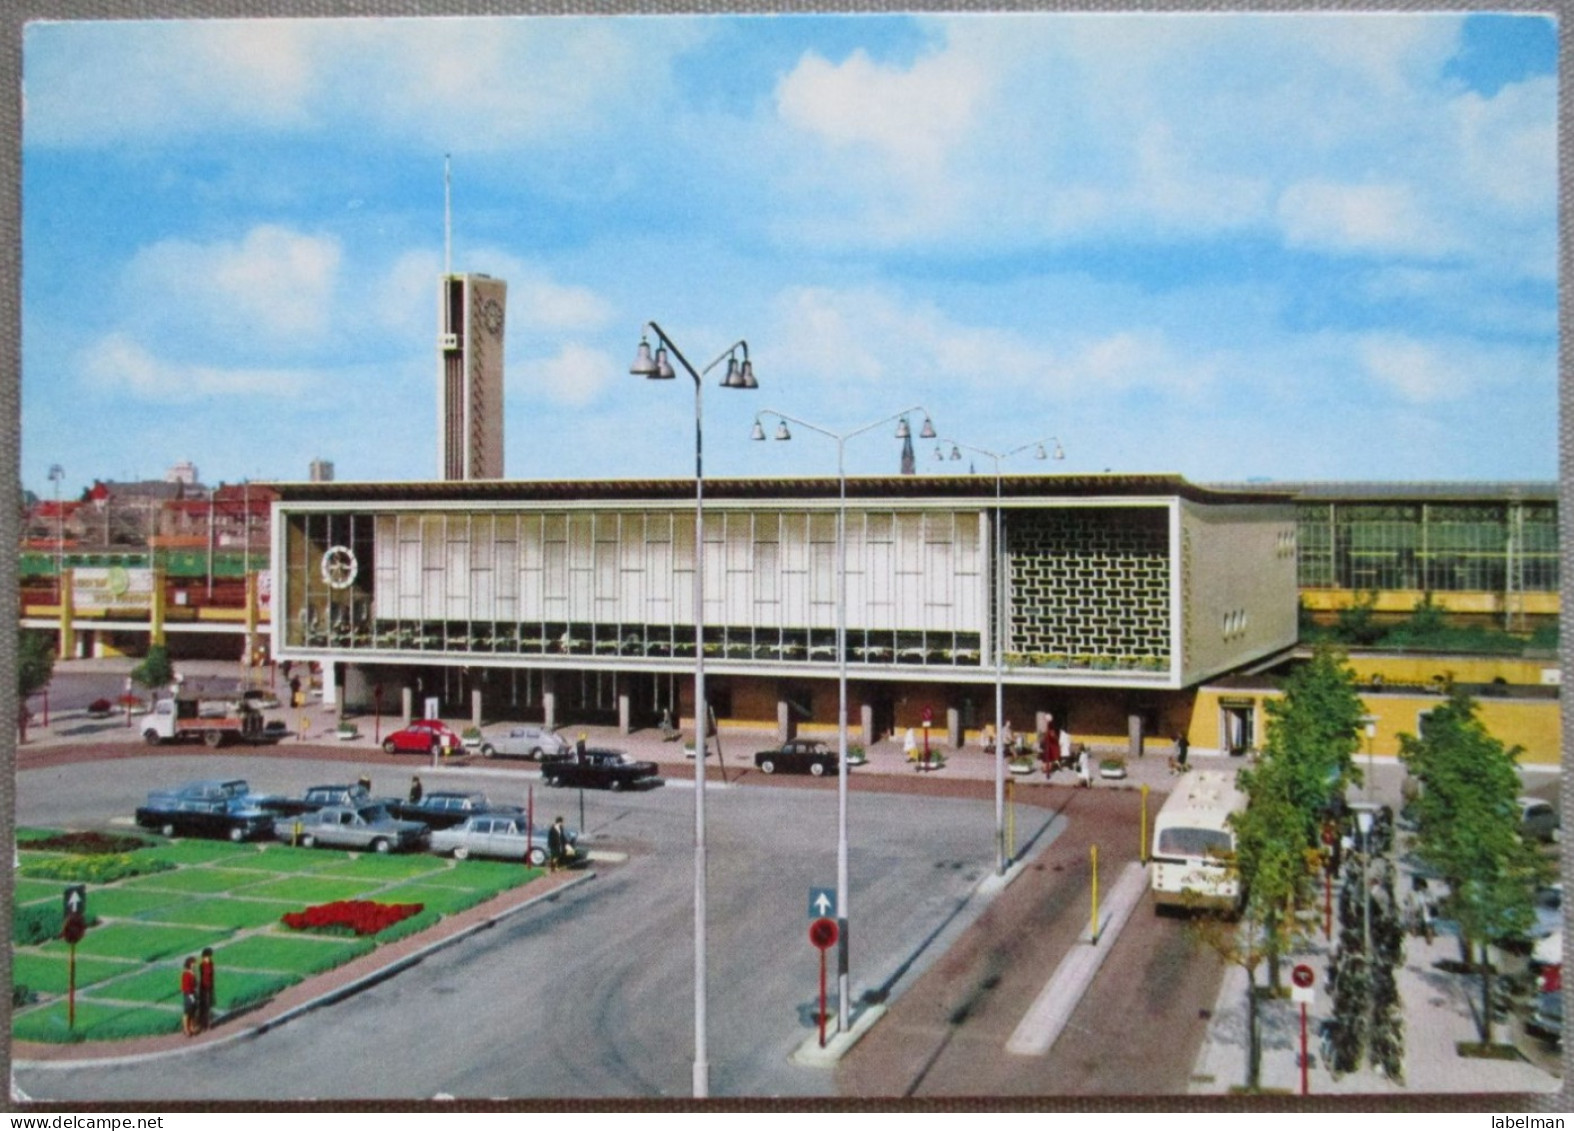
left=1190, top=902, right=1274, bottom=1092
left=17, top=631, right=55, bottom=742
left=130, top=643, right=174, bottom=697
left=1235, top=645, right=1366, bottom=989
left=1258, top=647, right=1368, bottom=844
left=1399, top=691, right=1547, bottom=1045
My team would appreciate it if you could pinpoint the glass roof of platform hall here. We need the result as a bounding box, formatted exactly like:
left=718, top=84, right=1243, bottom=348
left=1209, top=481, right=1557, bottom=503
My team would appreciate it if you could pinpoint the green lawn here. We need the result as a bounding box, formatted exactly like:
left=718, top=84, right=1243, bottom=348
left=137, top=897, right=300, bottom=931
left=13, top=829, right=545, bottom=1044
left=41, top=922, right=230, bottom=964
left=117, top=868, right=273, bottom=895
left=12, top=952, right=139, bottom=995
left=13, top=879, right=63, bottom=905
left=214, top=932, right=376, bottom=976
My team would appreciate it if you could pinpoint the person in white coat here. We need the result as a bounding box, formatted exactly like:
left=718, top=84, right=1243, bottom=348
left=1076, top=744, right=1092, bottom=788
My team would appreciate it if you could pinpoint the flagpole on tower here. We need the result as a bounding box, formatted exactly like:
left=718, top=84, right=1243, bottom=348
left=444, top=154, right=452, bottom=276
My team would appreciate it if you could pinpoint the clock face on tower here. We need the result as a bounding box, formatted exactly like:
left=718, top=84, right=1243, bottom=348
left=478, top=297, right=504, bottom=337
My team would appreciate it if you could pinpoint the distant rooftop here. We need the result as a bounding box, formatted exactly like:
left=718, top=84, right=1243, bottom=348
left=1208, top=481, right=1559, bottom=503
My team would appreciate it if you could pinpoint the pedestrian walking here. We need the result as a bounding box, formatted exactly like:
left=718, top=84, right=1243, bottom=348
left=547, top=815, right=571, bottom=872
left=180, top=956, right=198, bottom=1037
left=1170, top=732, right=1190, bottom=774
left=1040, top=714, right=1060, bottom=775
left=408, top=775, right=423, bottom=803
left=198, top=947, right=215, bottom=1031
left=980, top=721, right=996, bottom=753
left=1001, top=720, right=1015, bottom=757
left=1076, top=744, right=1093, bottom=788
left=903, top=727, right=919, bottom=764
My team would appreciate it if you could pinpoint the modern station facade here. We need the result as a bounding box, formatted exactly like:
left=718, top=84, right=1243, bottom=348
left=269, top=474, right=1299, bottom=756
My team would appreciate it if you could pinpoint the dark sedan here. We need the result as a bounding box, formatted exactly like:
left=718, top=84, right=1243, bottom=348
left=387, top=791, right=521, bottom=830
left=754, top=739, right=838, bottom=777
left=135, top=779, right=276, bottom=842
left=541, top=748, right=659, bottom=791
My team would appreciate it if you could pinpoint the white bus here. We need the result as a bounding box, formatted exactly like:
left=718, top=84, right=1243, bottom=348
left=1150, top=770, right=1247, bottom=911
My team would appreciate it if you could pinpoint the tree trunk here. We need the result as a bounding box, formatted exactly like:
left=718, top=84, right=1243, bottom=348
left=1265, top=906, right=1282, bottom=991
left=1478, top=941, right=1494, bottom=1045
left=1246, top=965, right=1262, bottom=1091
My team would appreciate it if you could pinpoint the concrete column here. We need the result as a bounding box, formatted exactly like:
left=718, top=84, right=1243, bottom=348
left=472, top=688, right=483, bottom=730
left=59, top=568, right=75, bottom=660
left=543, top=678, right=558, bottom=729
left=860, top=703, right=874, bottom=747
left=777, top=698, right=793, bottom=744
left=321, top=661, right=338, bottom=708
left=150, top=568, right=166, bottom=648
left=947, top=706, right=961, bottom=750
left=1128, top=713, right=1144, bottom=759
left=401, top=686, right=413, bottom=727
left=243, top=571, right=259, bottom=670
left=618, top=692, right=631, bottom=736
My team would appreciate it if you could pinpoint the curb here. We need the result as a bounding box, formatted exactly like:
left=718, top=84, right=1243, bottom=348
left=14, top=870, right=599, bottom=1071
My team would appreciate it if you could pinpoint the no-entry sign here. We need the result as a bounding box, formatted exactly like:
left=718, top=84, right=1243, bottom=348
left=809, top=917, right=839, bottom=951
left=1291, top=962, right=1316, bottom=1004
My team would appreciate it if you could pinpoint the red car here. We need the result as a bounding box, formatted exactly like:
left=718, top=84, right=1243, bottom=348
left=383, top=719, right=462, bottom=756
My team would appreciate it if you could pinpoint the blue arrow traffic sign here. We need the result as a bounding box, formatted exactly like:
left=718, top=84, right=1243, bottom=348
left=808, top=886, right=837, bottom=919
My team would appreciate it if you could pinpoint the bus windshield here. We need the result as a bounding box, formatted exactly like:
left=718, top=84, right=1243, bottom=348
left=1157, top=826, right=1232, bottom=858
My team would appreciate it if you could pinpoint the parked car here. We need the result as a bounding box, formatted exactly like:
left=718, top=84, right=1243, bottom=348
left=258, top=783, right=378, bottom=820
left=541, top=748, right=659, bottom=791
left=1520, top=797, right=1560, bottom=844
left=389, top=791, right=520, bottom=830
left=285, top=804, right=430, bottom=853
left=754, top=739, right=838, bottom=777
left=382, top=719, right=463, bottom=756
left=135, top=779, right=276, bottom=842
left=429, top=813, right=575, bottom=865
left=472, top=724, right=571, bottom=760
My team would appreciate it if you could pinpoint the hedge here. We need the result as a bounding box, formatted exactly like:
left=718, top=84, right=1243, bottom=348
left=21, top=854, right=174, bottom=885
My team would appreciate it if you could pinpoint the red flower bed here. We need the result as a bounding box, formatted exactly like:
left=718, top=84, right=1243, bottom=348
left=280, top=900, right=425, bottom=936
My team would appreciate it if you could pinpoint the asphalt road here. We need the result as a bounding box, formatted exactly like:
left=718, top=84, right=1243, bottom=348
left=15, top=755, right=1025, bottom=1101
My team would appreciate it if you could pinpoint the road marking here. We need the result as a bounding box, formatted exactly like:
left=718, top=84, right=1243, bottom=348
left=1005, top=862, right=1148, bottom=1057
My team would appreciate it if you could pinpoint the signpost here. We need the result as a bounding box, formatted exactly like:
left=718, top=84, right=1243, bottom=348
left=61, top=885, right=87, bottom=1029
left=1291, top=963, right=1316, bottom=1096
left=808, top=917, right=840, bottom=1047
left=920, top=704, right=933, bottom=768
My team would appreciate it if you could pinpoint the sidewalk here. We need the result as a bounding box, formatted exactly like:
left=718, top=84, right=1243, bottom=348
left=1189, top=913, right=1566, bottom=1100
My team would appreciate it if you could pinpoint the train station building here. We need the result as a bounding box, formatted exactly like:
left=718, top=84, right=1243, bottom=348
left=266, top=473, right=1300, bottom=758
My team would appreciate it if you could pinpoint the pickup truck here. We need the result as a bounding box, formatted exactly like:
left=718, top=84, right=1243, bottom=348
left=135, top=779, right=277, bottom=842
left=540, top=748, right=659, bottom=791
left=283, top=804, right=430, bottom=854
left=140, top=695, right=264, bottom=748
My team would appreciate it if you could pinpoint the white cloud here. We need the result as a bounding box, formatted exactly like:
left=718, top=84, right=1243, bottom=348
left=522, top=343, right=614, bottom=406
left=776, top=47, right=989, bottom=174
left=1356, top=333, right=1547, bottom=403
left=1276, top=181, right=1452, bottom=258
left=122, top=225, right=342, bottom=344
left=80, top=333, right=307, bottom=400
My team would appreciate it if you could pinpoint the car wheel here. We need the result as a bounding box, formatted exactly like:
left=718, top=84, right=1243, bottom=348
left=228, top=826, right=245, bottom=843
left=610, top=778, right=624, bottom=792
left=373, top=838, right=391, bottom=855
left=809, top=761, right=826, bottom=777
left=452, top=846, right=470, bottom=861
left=480, top=744, right=494, bottom=758
left=527, top=846, right=548, bottom=867
left=759, top=759, right=775, bottom=774
left=160, top=823, right=176, bottom=839
left=383, top=739, right=398, bottom=755
left=143, top=730, right=162, bottom=747
left=203, top=729, right=223, bottom=748
left=529, top=747, right=543, bottom=760
left=300, top=834, right=316, bottom=849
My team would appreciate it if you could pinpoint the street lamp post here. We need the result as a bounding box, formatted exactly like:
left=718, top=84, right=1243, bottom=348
left=631, top=321, right=757, bottom=1099
left=934, top=437, right=1063, bottom=874
left=750, top=405, right=936, bottom=1035
left=48, top=465, right=64, bottom=603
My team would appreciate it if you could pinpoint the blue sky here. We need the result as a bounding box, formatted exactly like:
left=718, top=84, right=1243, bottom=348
left=20, top=12, right=1558, bottom=496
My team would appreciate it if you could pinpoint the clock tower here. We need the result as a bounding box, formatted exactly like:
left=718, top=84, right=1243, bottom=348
left=438, top=273, right=507, bottom=480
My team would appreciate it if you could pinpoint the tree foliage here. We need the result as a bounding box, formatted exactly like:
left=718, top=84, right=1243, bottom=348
left=1398, top=691, right=1547, bottom=1044
left=17, top=631, right=55, bottom=742
left=130, top=644, right=174, bottom=694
